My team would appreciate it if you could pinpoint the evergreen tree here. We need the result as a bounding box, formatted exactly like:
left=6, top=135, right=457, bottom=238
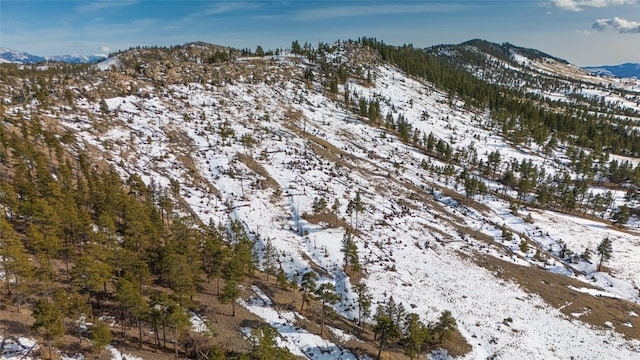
left=167, top=252, right=198, bottom=305
left=71, top=253, right=113, bottom=306
left=201, top=222, right=228, bottom=293
left=250, top=325, right=296, bottom=360
left=90, top=319, right=113, bottom=354
left=315, top=283, right=341, bottom=335
left=219, top=255, right=243, bottom=316
left=402, top=313, right=430, bottom=360
left=597, top=237, right=613, bottom=271
left=115, top=277, right=148, bottom=348
left=100, top=99, right=109, bottom=114
left=342, top=231, right=360, bottom=272
left=354, top=280, right=372, bottom=329
left=262, top=238, right=278, bottom=283
left=291, top=40, right=302, bottom=55
left=166, top=302, right=190, bottom=357
left=0, top=216, right=33, bottom=307
left=373, top=305, right=400, bottom=360
left=299, top=271, right=317, bottom=312
left=434, top=310, right=457, bottom=344
left=612, top=205, right=630, bottom=228
left=353, top=191, right=364, bottom=228
left=53, top=288, right=89, bottom=343
left=276, top=266, right=289, bottom=289
left=32, top=299, right=65, bottom=359
left=148, top=293, right=173, bottom=349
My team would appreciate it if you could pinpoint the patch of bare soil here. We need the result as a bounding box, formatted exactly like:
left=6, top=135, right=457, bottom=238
left=302, top=211, right=352, bottom=230
left=473, top=253, right=640, bottom=340
left=236, top=153, right=281, bottom=196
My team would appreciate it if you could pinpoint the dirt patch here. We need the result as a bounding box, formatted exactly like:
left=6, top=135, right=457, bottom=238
left=441, top=329, right=473, bottom=357
left=236, top=153, right=281, bottom=196
left=472, top=253, right=640, bottom=340
left=302, top=211, right=352, bottom=230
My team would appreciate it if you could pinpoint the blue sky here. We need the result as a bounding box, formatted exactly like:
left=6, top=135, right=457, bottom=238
left=1, top=0, right=638, bottom=66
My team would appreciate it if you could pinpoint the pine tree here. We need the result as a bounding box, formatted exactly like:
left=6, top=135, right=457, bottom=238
left=71, top=253, right=113, bottom=306
left=201, top=221, right=229, bottom=293
left=250, top=325, right=296, bottom=360
left=299, top=271, right=317, bottom=312
left=166, top=302, right=190, bottom=357
left=53, top=288, right=89, bottom=344
left=354, top=191, right=364, bottom=228
left=262, top=238, right=278, bottom=283
left=90, top=319, right=113, bottom=354
left=219, top=256, right=242, bottom=316
left=167, top=252, right=197, bottom=306
left=373, top=305, right=399, bottom=360
left=612, top=205, right=630, bottom=228
left=148, top=293, right=173, bottom=349
left=597, top=237, right=613, bottom=271
left=315, top=283, right=341, bottom=335
left=115, top=277, right=148, bottom=348
left=100, top=99, right=109, bottom=114
left=32, top=299, right=65, bottom=359
left=434, top=310, right=457, bottom=344
left=291, top=40, right=302, bottom=55
left=402, top=313, right=430, bottom=360
left=0, top=216, right=33, bottom=306
left=342, top=231, right=360, bottom=272
left=354, top=280, right=372, bottom=329
left=276, top=266, right=289, bottom=289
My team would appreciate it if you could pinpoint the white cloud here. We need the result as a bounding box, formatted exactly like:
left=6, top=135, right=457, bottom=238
left=100, top=45, right=110, bottom=53
left=294, top=3, right=468, bottom=21
left=77, top=0, right=138, bottom=13
left=592, top=17, right=640, bottom=33
left=549, top=0, right=637, bottom=11
left=204, top=2, right=262, bottom=15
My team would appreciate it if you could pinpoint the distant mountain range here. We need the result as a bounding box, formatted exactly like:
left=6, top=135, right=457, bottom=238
left=0, top=47, right=106, bottom=64
left=582, top=63, right=640, bottom=79
left=1, top=45, right=638, bottom=79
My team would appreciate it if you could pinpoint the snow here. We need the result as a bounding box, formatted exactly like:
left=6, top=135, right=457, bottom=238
left=190, top=312, right=212, bottom=335
left=238, top=286, right=360, bottom=360
left=106, top=345, right=144, bottom=360
left=567, top=285, right=623, bottom=299
left=0, top=336, right=39, bottom=359
left=96, top=57, right=121, bottom=71
left=8, top=43, right=640, bottom=359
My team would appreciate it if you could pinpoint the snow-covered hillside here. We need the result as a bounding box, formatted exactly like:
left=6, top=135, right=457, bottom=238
left=0, top=47, right=105, bottom=63
left=432, top=40, right=640, bottom=113
left=3, top=41, right=640, bottom=359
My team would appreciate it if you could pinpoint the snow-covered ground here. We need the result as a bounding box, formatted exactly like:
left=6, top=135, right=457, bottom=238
left=0, top=335, right=143, bottom=360
left=239, top=285, right=363, bottom=360
left=5, top=45, right=640, bottom=358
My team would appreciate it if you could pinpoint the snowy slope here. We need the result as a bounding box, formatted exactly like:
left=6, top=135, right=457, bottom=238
left=0, top=47, right=105, bottom=63
left=4, top=43, right=640, bottom=359
left=584, top=63, right=640, bottom=79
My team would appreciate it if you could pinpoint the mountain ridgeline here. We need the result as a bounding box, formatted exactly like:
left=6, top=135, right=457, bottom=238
left=583, top=63, right=640, bottom=79
left=0, top=38, right=639, bottom=360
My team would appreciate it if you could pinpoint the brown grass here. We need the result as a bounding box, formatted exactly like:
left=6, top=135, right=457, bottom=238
left=302, top=211, right=352, bottom=230
left=441, top=329, right=473, bottom=357
left=472, top=253, right=640, bottom=340
left=236, top=153, right=281, bottom=196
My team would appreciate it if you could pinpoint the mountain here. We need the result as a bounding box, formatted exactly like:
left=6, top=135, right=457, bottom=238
left=0, top=47, right=45, bottom=63
left=0, top=47, right=105, bottom=63
left=583, top=63, right=640, bottom=78
left=46, top=54, right=107, bottom=63
left=0, top=40, right=639, bottom=359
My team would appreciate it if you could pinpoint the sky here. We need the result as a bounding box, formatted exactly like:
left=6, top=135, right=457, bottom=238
left=0, top=0, right=639, bottom=66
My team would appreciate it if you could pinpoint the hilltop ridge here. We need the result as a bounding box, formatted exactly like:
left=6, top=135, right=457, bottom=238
left=1, top=39, right=639, bottom=359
